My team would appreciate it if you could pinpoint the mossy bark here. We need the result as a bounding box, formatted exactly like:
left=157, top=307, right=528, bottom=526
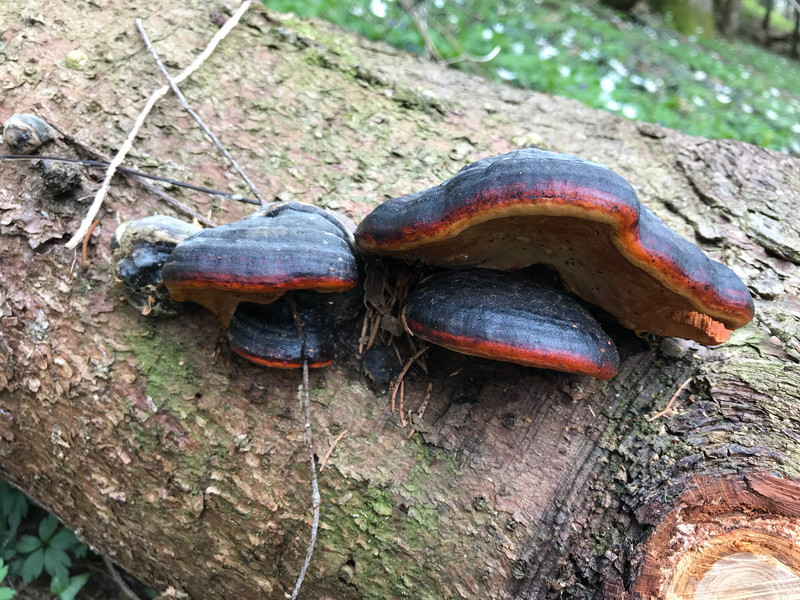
left=0, top=1, right=798, bottom=599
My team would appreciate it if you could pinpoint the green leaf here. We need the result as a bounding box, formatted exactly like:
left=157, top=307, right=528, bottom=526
left=38, top=515, right=59, bottom=542
left=43, top=547, right=71, bottom=582
left=0, top=558, right=7, bottom=580
left=0, top=485, right=28, bottom=533
left=15, top=535, right=41, bottom=555
left=0, top=587, right=15, bottom=600
left=8, top=557, right=22, bottom=577
left=20, top=548, right=44, bottom=584
left=51, top=573, right=89, bottom=600
left=48, top=529, right=78, bottom=551
left=71, top=543, right=87, bottom=559
left=8, top=493, right=28, bottom=531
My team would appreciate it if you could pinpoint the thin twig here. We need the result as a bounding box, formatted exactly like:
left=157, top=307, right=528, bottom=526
left=0, top=154, right=258, bottom=204
left=65, top=0, right=252, bottom=249
left=141, top=183, right=217, bottom=227
left=33, top=110, right=218, bottom=228
left=399, top=380, right=406, bottom=427
left=81, top=219, right=100, bottom=263
left=319, top=429, right=348, bottom=471
left=647, top=377, right=693, bottom=422
left=444, top=45, right=501, bottom=65
left=398, top=0, right=443, bottom=61
left=136, top=18, right=266, bottom=205
left=417, top=381, right=433, bottom=418
left=291, top=360, right=321, bottom=600
left=102, top=555, right=143, bottom=600
left=390, top=347, right=428, bottom=414
left=358, top=309, right=371, bottom=356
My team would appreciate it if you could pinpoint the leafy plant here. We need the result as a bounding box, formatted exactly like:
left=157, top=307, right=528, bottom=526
left=264, top=0, right=800, bottom=154
left=12, top=515, right=87, bottom=584
left=0, top=558, right=16, bottom=600
left=0, top=482, right=28, bottom=561
left=50, top=573, right=90, bottom=600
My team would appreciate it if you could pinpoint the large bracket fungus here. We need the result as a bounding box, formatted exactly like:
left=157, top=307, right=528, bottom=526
left=402, top=270, right=620, bottom=379
left=163, top=201, right=360, bottom=328
left=356, top=149, right=754, bottom=344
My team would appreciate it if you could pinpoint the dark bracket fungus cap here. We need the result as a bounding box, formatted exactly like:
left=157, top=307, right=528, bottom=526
left=111, top=215, right=202, bottom=316
left=228, top=300, right=334, bottom=369
left=401, top=270, right=620, bottom=379
left=163, top=201, right=360, bottom=326
left=356, top=149, right=754, bottom=345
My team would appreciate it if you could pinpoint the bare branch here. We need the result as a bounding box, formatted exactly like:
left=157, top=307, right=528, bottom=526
left=65, top=0, right=253, bottom=249
left=136, top=18, right=266, bottom=205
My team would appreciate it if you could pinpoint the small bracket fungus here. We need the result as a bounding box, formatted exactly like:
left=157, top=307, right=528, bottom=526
left=228, top=300, right=334, bottom=369
left=111, top=215, right=202, bottom=316
left=163, top=201, right=360, bottom=327
left=356, top=149, right=754, bottom=344
left=402, top=270, right=620, bottom=379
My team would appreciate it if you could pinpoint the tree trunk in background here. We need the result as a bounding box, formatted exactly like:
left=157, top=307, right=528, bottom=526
left=713, top=0, right=742, bottom=34
left=1, top=1, right=799, bottom=599
left=762, top=0, right=774, bottom=42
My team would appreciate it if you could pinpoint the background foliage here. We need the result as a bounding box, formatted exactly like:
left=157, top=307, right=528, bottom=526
left=266, top=0, right=800, bottom=154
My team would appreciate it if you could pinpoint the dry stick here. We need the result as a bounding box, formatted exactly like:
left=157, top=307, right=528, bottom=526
left=286, top=295, right=320, bottom=600
left=390, top=347, right=428, bottom=415
left=136, top=19, right=266, bottom=205
left=417, top=381, right=433, bottom=418
left=398, top=0, right=443, bottom=61
left=444, top=45, right=501, bottom=66
left=1, top=154, right=258, bottom=204
left=319, top=429, right=348, bottom=471
left=65, top=0, right=252, bottom=249
left=33, top=112, right=218, bottom=227
left=102, top=555, right=143, bottom=600
left=647, top=377, right=694, bottom=422
left=292, top=360, right=321, bottom=600
left=357, top=309, right=371, bottom=356
left=81, top=219, right=100, bottom=263
left=399, top=380, right=406, bottom=427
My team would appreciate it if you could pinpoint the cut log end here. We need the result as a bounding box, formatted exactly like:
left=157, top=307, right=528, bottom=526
left=668, top=539, right=800, bottom=600
left=632, top=474, right=800, bottom=600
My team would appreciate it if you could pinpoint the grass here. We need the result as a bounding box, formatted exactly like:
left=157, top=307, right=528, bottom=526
left=264, top=0, right=800, bottom=155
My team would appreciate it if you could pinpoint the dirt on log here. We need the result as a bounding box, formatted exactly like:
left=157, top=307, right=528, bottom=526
left=1, top=1, right=799, bottom=599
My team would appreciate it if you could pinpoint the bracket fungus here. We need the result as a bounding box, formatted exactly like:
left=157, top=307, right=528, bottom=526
left=356, top=149, right=754, bottom=345
left=163, top=201, right=360, bottom=327
left=227, top=300, right=335, bottom=369
left=111, top=215, right=202, bottom=316
left=402, top=270, right=619, bottom=379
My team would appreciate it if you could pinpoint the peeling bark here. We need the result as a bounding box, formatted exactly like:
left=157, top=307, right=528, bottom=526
left=1, top=1, right=799, bottom=599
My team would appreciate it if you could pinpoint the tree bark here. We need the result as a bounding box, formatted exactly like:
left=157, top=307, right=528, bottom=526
left=1, top=1, right=799, bottom=599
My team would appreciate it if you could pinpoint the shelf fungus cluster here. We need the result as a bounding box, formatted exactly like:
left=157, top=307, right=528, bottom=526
left=355, top=148, right=754, bottom=379
left=114, top=202, right=360, bottom=369
left=114, top=149, right=753, bottom=378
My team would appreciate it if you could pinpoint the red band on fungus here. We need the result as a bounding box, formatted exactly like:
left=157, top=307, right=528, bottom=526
left=356, top=149, right=754, bottom=344
left=401, top=270, right=620, bottom=379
